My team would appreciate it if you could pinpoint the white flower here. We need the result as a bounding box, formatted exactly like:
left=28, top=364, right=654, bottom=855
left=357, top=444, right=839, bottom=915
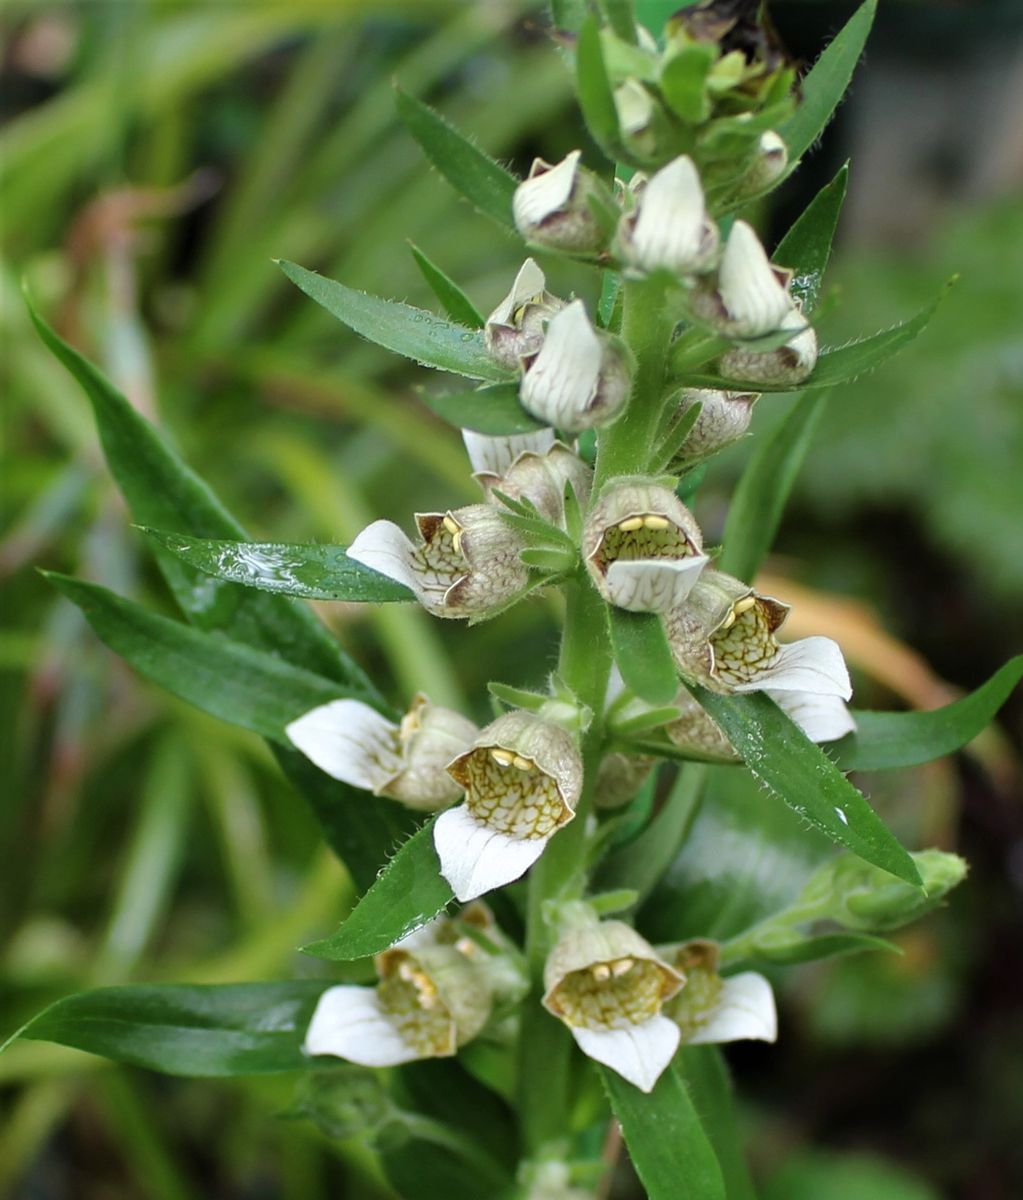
left=513, top=151, right=607, bottom=253
left=520, top=301, right=633, bottom=432
left=583, top=479, right=708, bottom=613
left=692, top=219, right=794, bottom=338
left=662, top=387, right=758, bottom=470
left=467, top=433, right=592, bottom=528
left=483, top=259, right=565, bottom=371
left=666, top=569, right=852, bottom=700
left=434, top=711, right=582, bottom=902
left=663, top=940, right=777, bottom=1046
left=543, top=918, right=685, bottom=1093
left=616, top=155, right=719, bottom=277
left=718, top=306, right=818, bottom=385
left=461, top=428, right=557, bottom=478
left=347, top=504, right=529, bottom=620
left=304, top=941, right=491, bottom=1067
left=285, top=694, right=477, bottom=810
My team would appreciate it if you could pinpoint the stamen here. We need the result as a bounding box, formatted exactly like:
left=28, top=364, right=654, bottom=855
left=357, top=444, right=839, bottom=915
left=490, top=749, right=514, bottom=766
left=618, top=516, right=644, bottom=532
left=442, top=515, right=460, bottom=536
left=512, top=755, right=533, bottom=770
left=732, top=596, right=757, bottom=615
left=642, top=515, right=669, bottom=530
left=592, top=963, right=612, bottom=981
left=720, top=610, right=737, bottom=630
left=611, top=958, right=635, bottom=977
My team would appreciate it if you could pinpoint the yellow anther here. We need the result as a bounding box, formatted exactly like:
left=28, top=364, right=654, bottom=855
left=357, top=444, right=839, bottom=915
left=442, top=515, right=460, bottom=536
left=591, top=963, right=612, bottom=981
left=454, top=936, right=478, bottom=958
left=398, top=961, right=416, bottom=982
left=611, top=958, right=635, bottom=977
left=732, top=596, right=757, bottom=616
left=618, top=517, right=644, bottom=533
left=642, top=515, right=670, bottom=531
left=451, top=530, right=464, bottom=555
left=512, top=755, right=533, bottom=770
left=490, top=749, right=514, bottom=767
left=719, top=610, right=737, bottom=630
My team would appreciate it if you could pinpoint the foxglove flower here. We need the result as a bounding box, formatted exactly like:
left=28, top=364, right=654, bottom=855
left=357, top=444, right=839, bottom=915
left=483, top=259, right=565, bottom=371
left=520, top=301, right=633, bottom=432
left=666, top=569, right=852, bottom=700
left=663, top=940, right=776, bottom=1046
left=543, top=918, right=685, bottom=1092
left=691, top=219, right=796, bottom=338
left=663, top=387, right=758, bottom=470
left=348, top=504, right=529, bottom=620
left=513, top=150, right=608, bottom=254
left=285, top=694, right=477, bottom=810
left=665, top=685, right=855, bottom=763
left=304, top=941, right=491, bottom=1067
left=583, top=480, right=708, bottom=613
left=465, top=430, right=592, bottom=527
left=616, top=155, right=719, bottom=277
left=434, top=711, right=583, bottom=902
left=718, top=306, right=818, bottom=385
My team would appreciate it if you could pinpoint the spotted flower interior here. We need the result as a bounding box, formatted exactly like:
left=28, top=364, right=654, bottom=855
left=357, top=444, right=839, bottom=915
left=451, top=746, right=571, bottom=839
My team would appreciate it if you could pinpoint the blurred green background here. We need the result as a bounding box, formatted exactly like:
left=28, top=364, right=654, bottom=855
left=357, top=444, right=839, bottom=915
left=2, top=1, right=1022, bottom=1197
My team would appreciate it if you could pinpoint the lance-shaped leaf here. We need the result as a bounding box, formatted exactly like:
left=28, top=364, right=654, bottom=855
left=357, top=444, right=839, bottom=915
left=143, top=530, right=414, bottom=603
left=409, top=242, right=485, bottom=328
left=720, top=390, right=829, bottom=581
left=834, top=656, right=1023, bottom=771
left=777, top=0, right=877, bottom=167
left=576, top=17, right=622, bottom=161
left=2, top=983, right=325, bottom=1075
left=679, top=1047, right=757, bottom=1200
left=45, top=573, right=365, bottom=743
left=730, top=932, right=899, bottom=968
left=395, top=88, right=518, bottom=230
left=420, top=382, right=547, bottom=435
left=278, top=261, right=512, bottom=382
left=690, top=686, right=922, bottom=887
left=601, top=1061, right=726, bottom=1200
left=610, top=610, right=680, bottom=706
left=303, top=823, right=454, bottom=962
left=677, top=283, right=952, bottom=393
left=773, top=163, right=849, bottom=313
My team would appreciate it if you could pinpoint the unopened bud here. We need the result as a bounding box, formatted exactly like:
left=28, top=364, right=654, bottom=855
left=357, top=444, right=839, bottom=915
left=616, top=155, right=719, bottom=277
left=664, top=387, right=757, bottom=469
left=513, top=150, right=609, bottom=254
left=484, top=258, right=565, bottom=371
left=824, top=849, right=968, bottom=932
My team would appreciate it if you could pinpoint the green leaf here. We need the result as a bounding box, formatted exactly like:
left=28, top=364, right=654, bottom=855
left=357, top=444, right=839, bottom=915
left=835, top=655, right=1023, bottom=771
left=45, top=573, right=360, bottom=744
left=26, top=293, right=365, bottom=689
left=576, top=17, right=622, bottom=159
left=408, top=242, right=485, bottom=328
left=691, top=687, right=922, bottom=887
left=660, top=46, right=716, bottom=123
left=4, top=983, right=324, bottom=1075
left=302, top=823, right=453, bottom=962
left=601, top=1060, right=726, bottom=1200
left=610, top=610, right=679, bottom=706
left=420, top=381, right=546, bottom=435
left=601, top=0, right=638, bottom=44
left=719, top=390, right=829, bottom=581
left=395, top=88, right=518, bottom=230
left=278, top=260, right=511, bottom=382
left=778, top=0, right=877, bottom=166
left=679, top=1047, right=757, bottom=1200
left=773, top=163, right=849, bottom=313
left=142, top=529, right=413, bottom=603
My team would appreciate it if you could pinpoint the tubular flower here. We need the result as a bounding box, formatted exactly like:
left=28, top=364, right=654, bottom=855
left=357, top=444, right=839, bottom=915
left=663, top=387, right=758, bottom=470
left=543, top=918, right=685, bottom=1092
left=347, top=504, right=529, bottom=620
left=616, top=155, right=719, bottom=277
left=434, top=711, right=583, bottom=902
left=583, top=480, right=708, bottom=613
left=304, top=940, right=492, bottom=1068
left=285, top=694, right=477, bottom=811
left=512, top=150, right=608, bottom=253
left=662, top=940, right=777, bottom=1046
left=467, top=435, right=593, bottom=528
left=665, top=685, right=855, bottom=763
left=520, top=301, right=633, bottom=432
left=691, top=219, right=796, bottom=338
left=718, top=306, right=818, bottom=385
left=484, top=259, right=565, bottom=371
left=665, top=569, right=852, bottom=699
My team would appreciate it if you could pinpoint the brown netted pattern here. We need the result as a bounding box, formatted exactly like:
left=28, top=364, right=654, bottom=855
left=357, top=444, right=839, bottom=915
left=377, top=957, right=454, bottom=1056
left=711, top=598, right=778, bottom=684
left=461, top=748, right=566, bottom=838
left=551, top=958, right=667, bottom=1030
left=596, top=517, right=696, bottom=572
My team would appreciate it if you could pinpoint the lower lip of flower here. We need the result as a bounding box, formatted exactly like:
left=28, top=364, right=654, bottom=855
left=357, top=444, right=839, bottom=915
left=377, top=958, right=454, bottom=1055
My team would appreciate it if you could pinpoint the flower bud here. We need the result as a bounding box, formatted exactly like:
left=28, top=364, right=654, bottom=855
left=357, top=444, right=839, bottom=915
left=739, top=129, right=789, bottom=195
left=690, top=219, right=794, bottom=338
left=663, top=387, right=757, bottom=470
left=583, top=479, right=708, bottom=613
left=347, top=503, right=530, bottom=621
left=434, top=711, right=583, bottom=901
left=484, top=259, right=566, bottom=371
left=662, top=939, right=777, bottom=1046
left=513, top=150, right=608, bottom=254
left=472, top=439, right=593, bottom=528
left=520, top=300, right=633, bottom=432
left=666, top=568, right=852, bottom=700
left=718, top=307, right=817, bottom=385
left=594, top=752, right=655, bottom=809
left=286, top=694, right=477, bottom=810
left=616, top=155, right=719, bottom=277
left=821, top=849, right=968, bottom=932
left=543, top=917, right=684, bottom=1092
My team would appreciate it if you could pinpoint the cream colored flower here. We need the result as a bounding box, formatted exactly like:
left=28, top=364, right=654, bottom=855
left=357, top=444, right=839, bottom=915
left=513, top=151, right=607, bottom=253
left=663, top=940, right=777, bottom=1046
left=616, top=155, right=718, bottom=277
left=484, top=259, right=565, bottom=371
